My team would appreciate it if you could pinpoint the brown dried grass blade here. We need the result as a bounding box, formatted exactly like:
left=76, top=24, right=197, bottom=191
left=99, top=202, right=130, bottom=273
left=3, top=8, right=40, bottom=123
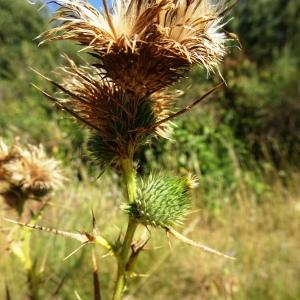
left=92, top=248, right=102, bottom=300
left=52, top=274, right=67, bottom=297
left=91, top=209, right=97, bottom=231
left=5, top=283, right=11, bottom=300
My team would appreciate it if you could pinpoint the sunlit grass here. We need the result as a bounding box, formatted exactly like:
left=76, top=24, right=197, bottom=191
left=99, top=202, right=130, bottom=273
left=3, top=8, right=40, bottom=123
left=1, top=171, right=299, bottom=299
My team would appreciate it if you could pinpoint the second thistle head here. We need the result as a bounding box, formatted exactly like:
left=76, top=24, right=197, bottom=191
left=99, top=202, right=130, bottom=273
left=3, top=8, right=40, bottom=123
left=1, top=139, right=64, bottom=214
left=5, top=144, right=64, bottom=197
left=0, top=138, right=18, bottom=194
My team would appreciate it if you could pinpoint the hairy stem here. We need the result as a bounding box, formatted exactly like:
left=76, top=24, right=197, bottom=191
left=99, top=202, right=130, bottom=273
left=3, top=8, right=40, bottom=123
left=112, top=158, right=138, bottom=300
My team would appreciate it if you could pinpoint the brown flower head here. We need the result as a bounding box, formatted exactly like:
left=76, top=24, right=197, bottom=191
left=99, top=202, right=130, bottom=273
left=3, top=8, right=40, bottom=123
left=4, top=144, right=64, bottom=197
left=36, top=0, right=236, bottom=165
left=0, top=138, right=19, bottom=183
left=0, top=138, right=19, bottom=164
left=0, top=138, right=10, bottom=162
left=39, top=0, right=234, bottom=96
left=35, top=57, right=180, bottom=165
left=0, top=139, right=11, bottom=193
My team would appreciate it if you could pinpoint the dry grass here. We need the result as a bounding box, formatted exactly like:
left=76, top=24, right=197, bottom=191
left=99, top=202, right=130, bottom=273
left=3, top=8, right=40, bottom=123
left=1, top=171, right=299, bottom=300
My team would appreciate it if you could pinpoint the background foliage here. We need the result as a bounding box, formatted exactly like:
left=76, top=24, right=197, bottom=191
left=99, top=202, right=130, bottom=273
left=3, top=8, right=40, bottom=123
left=1, top=0, right=299, bottom=175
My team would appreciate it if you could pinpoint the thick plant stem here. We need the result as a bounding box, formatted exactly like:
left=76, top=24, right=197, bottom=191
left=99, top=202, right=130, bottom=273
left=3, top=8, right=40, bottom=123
left=120, top=158, right=137, bottom=203
left=112, top=157, right=138, bottom=300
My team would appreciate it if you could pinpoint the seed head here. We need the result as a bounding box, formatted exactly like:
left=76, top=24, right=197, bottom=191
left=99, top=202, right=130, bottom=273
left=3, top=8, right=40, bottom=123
left=1, top=140, right=64, bottom=214
left=39, top=0, right=234, bottom=95
left=0, top=138, right=19, bottom=164
left=124, top=174, right=197, bottom=227
left=35, top=0, right=236, bottom=164
left=0, top=139, right=10, bottom=181
left=37, top=57, right=181, bottom=164
left=4, top=144, right=64, bottom=197
left=0, top=138, right=19, bottom=183
left=0, top=138, right=10, bottom=162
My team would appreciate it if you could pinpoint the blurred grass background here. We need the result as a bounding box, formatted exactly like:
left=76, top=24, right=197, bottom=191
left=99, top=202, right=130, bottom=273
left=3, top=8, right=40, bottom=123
left=0, top=0, right=300, bottom=299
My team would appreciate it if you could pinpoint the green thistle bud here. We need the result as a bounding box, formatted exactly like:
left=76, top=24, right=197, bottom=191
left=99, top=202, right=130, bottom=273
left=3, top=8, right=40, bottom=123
left=124, top=174, right=197, bottom=228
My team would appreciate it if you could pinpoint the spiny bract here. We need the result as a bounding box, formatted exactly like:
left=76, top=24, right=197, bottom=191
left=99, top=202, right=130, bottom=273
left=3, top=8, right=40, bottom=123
left=124, top=174, right=197, bottom=228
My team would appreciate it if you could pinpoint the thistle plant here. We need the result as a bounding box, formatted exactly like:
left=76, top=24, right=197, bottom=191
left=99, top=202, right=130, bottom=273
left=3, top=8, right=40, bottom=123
left=9, top=0, right=238, bottom=299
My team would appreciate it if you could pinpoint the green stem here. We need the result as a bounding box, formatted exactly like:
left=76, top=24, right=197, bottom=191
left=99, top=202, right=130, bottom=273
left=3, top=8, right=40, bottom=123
left=120, top=158, right=137, bottom=203
left=112, top=219, right=138, bottom=300
left=112, top=158, right=138, bottom=300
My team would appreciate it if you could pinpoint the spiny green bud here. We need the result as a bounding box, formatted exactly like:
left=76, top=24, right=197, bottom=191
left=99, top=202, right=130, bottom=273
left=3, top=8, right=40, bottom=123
left=124, top=174, right=197, bottom=228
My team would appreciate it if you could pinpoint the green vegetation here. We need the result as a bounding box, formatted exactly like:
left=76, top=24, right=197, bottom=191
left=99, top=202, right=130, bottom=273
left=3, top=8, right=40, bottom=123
left=0, top=0, right=86, bottom=164
left=1, top=175, right=299, bottom=300
left=0, top=0, right=299, bottom=299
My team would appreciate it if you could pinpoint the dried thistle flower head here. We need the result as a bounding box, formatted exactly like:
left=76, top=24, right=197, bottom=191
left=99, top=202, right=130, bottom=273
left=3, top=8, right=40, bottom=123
left=0, top=138, right=10, bottom=161
left=0, top=138, right=19, bottom=184
left=1, top=139, right=64, bottom=214
left=39, top=0, right=234, bottom=96
left=36, top=57, right=181, bottom=165
left=0, top=139, right=10, bottom=182
left=124, top=174, right=197, bottom=228
left=0, top=151, right=11, bottom=193
left=0, top=138, right=19, bottom=164
left=157, top=0, right=231, bottom=70
left=5, top=144, right=64, bottom=197
left=35, top=1, right=236, bottom=166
